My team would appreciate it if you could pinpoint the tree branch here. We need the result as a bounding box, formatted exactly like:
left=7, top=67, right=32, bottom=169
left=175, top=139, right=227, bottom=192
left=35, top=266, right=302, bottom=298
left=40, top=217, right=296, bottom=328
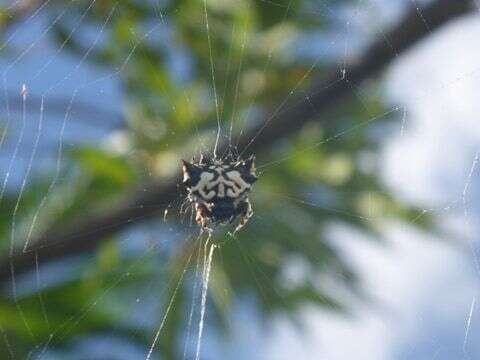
left=0, top=0, right=474, bottom=286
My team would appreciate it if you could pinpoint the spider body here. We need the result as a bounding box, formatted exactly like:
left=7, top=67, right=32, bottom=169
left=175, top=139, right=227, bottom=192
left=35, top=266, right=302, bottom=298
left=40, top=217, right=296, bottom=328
left=182, top=155, right=257, bottom=231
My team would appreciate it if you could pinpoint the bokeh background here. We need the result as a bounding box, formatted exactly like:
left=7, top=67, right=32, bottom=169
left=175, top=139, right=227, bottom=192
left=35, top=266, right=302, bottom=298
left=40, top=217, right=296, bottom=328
left=0, top=0, right=480, bottom=359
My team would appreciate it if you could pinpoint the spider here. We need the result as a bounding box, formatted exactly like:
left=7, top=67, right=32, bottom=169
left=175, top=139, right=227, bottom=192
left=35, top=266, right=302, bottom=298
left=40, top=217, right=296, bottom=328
left=182, top=154, right=257, bottom=232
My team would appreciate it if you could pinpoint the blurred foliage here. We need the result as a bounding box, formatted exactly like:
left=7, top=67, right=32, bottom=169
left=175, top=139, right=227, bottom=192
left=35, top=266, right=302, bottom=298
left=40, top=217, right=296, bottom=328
left=0, top=0, right=434, bottom=359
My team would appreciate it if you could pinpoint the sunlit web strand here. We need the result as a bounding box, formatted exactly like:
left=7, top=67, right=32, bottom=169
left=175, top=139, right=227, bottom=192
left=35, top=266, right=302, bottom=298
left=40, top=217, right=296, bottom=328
left=462, top=150, right=480, bottom=277
left=0, top=0, right=53, bottom=53
left=235, top=1, right=348, bottom=158
left=8, top=0, right=476, bottom=358
left=257, top=106, right=400, bottom=170
left=35, top=252, right=50, bottom=331
left=10, top=85, right=40, bottom=283
left=227, top=23, right=247, bottom=149
left=255, top=61, right=480, bottom=172
left=7, top=0, right=96, bottom=258
left=0, top=2, right=74, bottom=203
left=260, top=190, right=370, bottom=221
left=234, top=0, right=294, bottom=148
left=132, top=10, right=207, bottom=155
left=32, top=0, right=98, bottom=80
left=231, top=234, right=291, bottom=308
left=0, top=322, right=14, bottom=359
left=239, top=0, right=413, bottom=158
left=409, top=0, right=432, bottom=32
left=255, top=0, right=331, bottom=16
left=14, top=23, right=135, bottom=343
left=146, top=236, right=197, bottom=360
left=183, top=239, right=203, bottom=360
left=203, top=0, right=221, bottom=159
left=24, top=3, right=119, bottom=252
left=463, top=295, right=476, bottom=356
left=194, top=234, right=216, bottom=360
left=220, top=24, right=236, bottom=122
left=36, top=333, right=54, bottom=360
left=238, top=59, right=328, bottom=158
left=44, top=236, right=173, bottom=349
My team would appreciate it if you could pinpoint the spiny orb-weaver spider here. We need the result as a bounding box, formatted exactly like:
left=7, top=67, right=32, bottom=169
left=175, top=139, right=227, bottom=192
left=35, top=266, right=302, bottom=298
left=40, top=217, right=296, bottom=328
left=182, top=155, right=257, bottom=232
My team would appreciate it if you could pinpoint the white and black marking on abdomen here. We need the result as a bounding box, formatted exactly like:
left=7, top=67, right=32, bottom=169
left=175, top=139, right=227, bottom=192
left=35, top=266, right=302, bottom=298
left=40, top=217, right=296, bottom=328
left=182, top=155, right=257, bottom=230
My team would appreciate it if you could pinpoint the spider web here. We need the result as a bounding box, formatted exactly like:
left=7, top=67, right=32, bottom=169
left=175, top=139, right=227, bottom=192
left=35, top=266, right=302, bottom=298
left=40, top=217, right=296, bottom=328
left=1, top=0, right=480, bottom=359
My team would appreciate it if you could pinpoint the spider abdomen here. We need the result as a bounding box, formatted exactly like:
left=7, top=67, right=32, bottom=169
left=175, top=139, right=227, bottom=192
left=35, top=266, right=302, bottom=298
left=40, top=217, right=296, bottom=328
left=210, top=199, right=236, bottom=222
left=182, top=155, right=257, bottom=231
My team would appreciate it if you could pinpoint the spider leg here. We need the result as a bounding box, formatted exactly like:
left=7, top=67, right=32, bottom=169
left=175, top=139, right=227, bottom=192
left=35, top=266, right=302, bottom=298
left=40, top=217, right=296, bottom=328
left=233, top=199, right=253, bottom=233
left=195, top=203, right=211, bottom=229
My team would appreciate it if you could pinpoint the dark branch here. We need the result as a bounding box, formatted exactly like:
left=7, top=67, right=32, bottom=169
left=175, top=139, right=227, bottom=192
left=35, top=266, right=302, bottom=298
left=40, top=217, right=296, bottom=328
left=0, top=0, right=473, bottom=286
